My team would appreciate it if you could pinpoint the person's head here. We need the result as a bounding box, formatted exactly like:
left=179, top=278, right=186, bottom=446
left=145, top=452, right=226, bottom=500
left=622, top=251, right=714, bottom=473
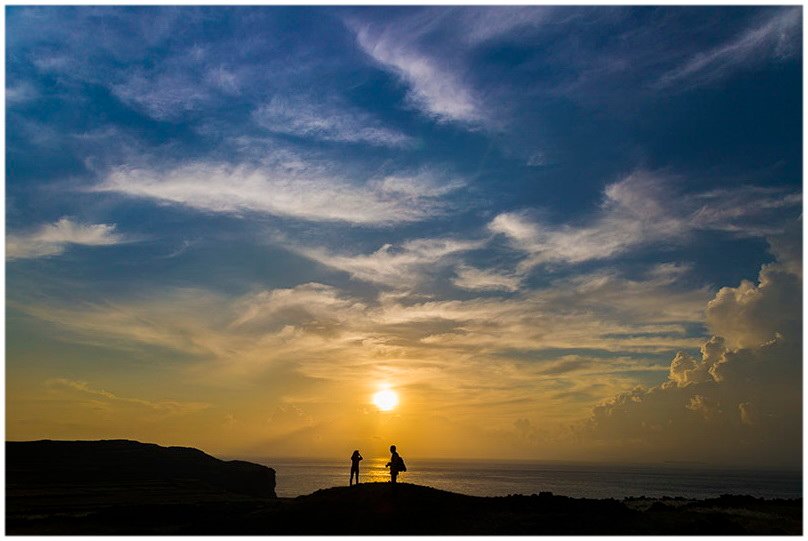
left=390, top=445, right=396, bottom=453
left=352, top=450, right=359, bottom=456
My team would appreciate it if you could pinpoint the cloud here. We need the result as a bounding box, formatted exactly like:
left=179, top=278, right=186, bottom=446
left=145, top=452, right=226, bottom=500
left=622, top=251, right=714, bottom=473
left=581, top=225, right=802, bottom=467
left=253, top=96, right=415, bottom=148
left=293, top=237, right=484, bottom=287
left=6, top=81, right=39, bottom=105
left=348, top=6, right=554, bottom=126
left=450, top=6, right=551, bottom=45
left=372, top=172, right=465, bottom=198
left=654, top=8, right=801, bottom=90
left=93, top=161, right=465, bottom=225
left=46, top=378, right=209, bottom=416
left=353, top=20, right=483, bottom=124
left=110, top=70, right=213, bottom=121
left=7, top=218, right=125, bottom=260
left=704, top=219, right=802, bottom=351
left=489, top=172, right=685, bottom=268
left=17, top=261, right=710, bottom=387
left=689, top=187, right=803, bottom=236
left=230, top=282, right=369, bottom=333
left=205, top=65, right=241, bottom=95
left=452, top=265, right=521, bottom=292
left=381, top=269, right=708, bottom=356
left=490, top=170, right=801, bottom=270
left=12, top=257, right=718, bottom=459
left=14, top=9, right=252, bottom=122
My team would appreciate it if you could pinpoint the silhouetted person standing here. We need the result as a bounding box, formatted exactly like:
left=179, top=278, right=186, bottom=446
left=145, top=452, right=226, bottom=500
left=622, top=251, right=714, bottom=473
left=385, top=444, right=406, bottom=484
left=350, top=450, right=363, bottom=485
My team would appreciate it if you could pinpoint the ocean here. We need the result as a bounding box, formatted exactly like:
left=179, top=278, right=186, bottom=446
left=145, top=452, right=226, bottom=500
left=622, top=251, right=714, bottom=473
left=240, top=457, right=802, bottom=500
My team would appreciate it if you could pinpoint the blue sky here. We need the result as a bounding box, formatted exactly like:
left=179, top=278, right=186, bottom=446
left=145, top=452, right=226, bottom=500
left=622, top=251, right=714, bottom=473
left=6, top=6, right=803, bottom=466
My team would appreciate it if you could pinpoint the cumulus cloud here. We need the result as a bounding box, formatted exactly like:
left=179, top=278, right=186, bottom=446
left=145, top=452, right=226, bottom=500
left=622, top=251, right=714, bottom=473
left=706, top=222, right=802, bottom=349
left=93, top=161, right=465, bottom=225
left=582, top=224, right=802, bottom=467
left=253, top=96, right=415, bottom=148
left=490, top=170, right=801, bottom=270
left=654, top=8, right=801, bottom=90
left=7, top=218, right=125, bottom=260
left=706, top=267, right=801, bottom=350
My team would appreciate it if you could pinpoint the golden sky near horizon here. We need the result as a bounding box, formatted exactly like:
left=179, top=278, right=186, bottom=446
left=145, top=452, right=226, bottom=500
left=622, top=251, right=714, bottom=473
left=7, top=226, right=802, bottom=467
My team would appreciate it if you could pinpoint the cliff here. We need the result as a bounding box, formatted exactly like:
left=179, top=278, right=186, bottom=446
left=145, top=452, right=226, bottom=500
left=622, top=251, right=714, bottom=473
left=7, top=439, right=276, bottom=504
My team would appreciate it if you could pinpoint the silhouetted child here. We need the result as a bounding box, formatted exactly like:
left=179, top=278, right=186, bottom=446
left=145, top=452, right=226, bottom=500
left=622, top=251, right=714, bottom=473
left=385, top=444, right=406, bottom=484
left=350, top=450, right=363, bottom=485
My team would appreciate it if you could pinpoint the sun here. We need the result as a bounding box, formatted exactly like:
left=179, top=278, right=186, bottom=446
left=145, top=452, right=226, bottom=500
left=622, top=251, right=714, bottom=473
left=372, top=389, right=399, bottom=411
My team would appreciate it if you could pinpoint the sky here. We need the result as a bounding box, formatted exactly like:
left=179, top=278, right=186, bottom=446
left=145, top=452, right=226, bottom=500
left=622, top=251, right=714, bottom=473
left=6, top=6, right=803, bottom=469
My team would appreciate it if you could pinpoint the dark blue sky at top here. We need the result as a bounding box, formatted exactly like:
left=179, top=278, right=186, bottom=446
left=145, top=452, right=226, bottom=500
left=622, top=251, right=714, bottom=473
left=6, top=6, right=802, bottom=305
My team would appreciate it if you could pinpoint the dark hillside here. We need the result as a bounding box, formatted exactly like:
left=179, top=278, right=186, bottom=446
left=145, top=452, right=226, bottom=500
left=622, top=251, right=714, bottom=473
left=5, top=441, right=800, bottom=535
left=6, top=439, right=275, bottom=513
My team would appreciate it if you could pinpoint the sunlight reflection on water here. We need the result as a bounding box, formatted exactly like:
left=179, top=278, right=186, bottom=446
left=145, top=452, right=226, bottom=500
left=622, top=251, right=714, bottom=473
left=245, top=457, right=802, bottom=500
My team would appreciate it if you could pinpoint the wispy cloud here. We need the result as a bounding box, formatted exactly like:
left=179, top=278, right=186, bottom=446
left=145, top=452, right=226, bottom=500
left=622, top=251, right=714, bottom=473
left=15, top=9, right=251, bottom=123
left=372, top=172, right=465, bottom=197
left=46, top=378, right=209, bottom=415
left=348, top=7, right=555, bottom=125
left=20, top=269, right=708, bottom=389
left=6, top=81, right=39, bottom=105
left=111, top=70, right=213, bottom=121
left=93, top=161, right=465, bottom=225
left=7, top=218, right=126, bottom=260
left=13, top=264, right=711, bottom=456
left=253, top=96, right=415, bottom=148
left=353, top=21, right=483, bottom=124
left=292, top=237, right=484, bottom=287
left=205, top=65, right=241, bottom=95
left=654, top=8, right=801, bottom=90
left=379, top=269, right=707, bottom=355
left=490, top=170, right=801, bottom=270
left=453, top=265, right=521, bottom=292
left=450, top=6, right=551, bottom=45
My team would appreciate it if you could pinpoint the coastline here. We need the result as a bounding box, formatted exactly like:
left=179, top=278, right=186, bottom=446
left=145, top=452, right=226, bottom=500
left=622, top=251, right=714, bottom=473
left=7, top=440, right=802, bottom=535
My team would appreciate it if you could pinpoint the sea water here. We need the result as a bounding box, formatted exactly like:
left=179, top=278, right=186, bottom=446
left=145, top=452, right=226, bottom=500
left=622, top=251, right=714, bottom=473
left=237, top=456, right=801, bottom=499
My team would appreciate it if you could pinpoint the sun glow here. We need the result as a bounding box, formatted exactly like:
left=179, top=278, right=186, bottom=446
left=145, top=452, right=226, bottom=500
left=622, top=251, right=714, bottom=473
left=372, top=389, right=399, bottom=411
